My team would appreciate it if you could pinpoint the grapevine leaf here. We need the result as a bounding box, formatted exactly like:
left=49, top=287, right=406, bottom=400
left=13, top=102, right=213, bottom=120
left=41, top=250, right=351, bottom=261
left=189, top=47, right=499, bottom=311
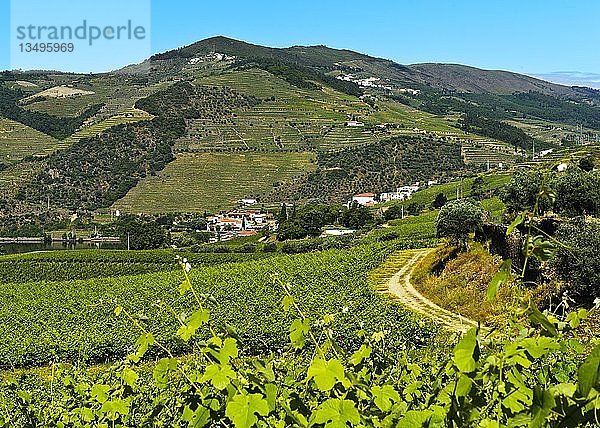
left=282, top=295, right=294, bottom=312
left=311, top=398, right=360, bottom=428
left=179, top=279, right=192, bottom=296
left=201, top=363, right=236, bottom=390
left=577, top=344, right=600, bottom=398
left=218, top=337, right=239, bottom=364
left=131, top=332, right=155, bottom=362
left=121, top=367, right=138, bottom=388
left=524, top=236, right=556, bottom=262
left=371, top=385, right=400, bottom=412
left=453, top=328, right=479, bottom=373
left=265, top=383, right=278, bottom=412
left=182, top=405, right=211, bottom=428
left=306, top=358, right=349, bottom=392
left=90, top=384, right=111, bottom=404
left=349, top=344, right=372, bottom=366
left=177, top=309, right=210, bottom=342
left=506, top=213, right=524, bottom=235
left=100, top=398, right=130, bottom=421
left=397, top=409, right=432, bottom=428
left=487, top=259, right=511, bottom=302
left=225, top=392, right=269, bottom=428
left=289, top=318, right=310, bottom=349
left=153, top=357, right=177, bottom=389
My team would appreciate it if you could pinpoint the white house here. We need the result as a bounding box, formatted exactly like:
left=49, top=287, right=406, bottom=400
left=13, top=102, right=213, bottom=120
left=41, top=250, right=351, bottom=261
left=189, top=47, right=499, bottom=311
left=380, top=192, right=405, bottom=202
left=321, top=228, right=356, bottom=237
left=239, top=198, right=257, bottom=206
left=346, top=120, right=365, bottom=127
left=352, top=193, right=377, bottom=206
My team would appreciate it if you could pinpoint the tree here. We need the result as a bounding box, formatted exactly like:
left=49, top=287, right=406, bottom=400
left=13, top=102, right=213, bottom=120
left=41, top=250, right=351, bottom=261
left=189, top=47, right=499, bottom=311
left=552, top=169, right=600, bottom=217
left=552, top=219, right=600, bottom=305
left=436, top=199, right=483, bottom=249
left=384, top=204, right=404, bottom=221
left=501, top=171, right=551, bottom=214
left=114, top=216, right=170, bottom=250
left=276, top=219, right=308, bottom=241
left=407, top=202, right=424, bottom=216
left=579, top=156, right=595, bottom=172
left=431, top=193, right=448, bottom=209
left=470, top=176, right=485, bottom=200
left=339, top=205, right=374, bottom=229
left=278, top=203, right=288, bottom=223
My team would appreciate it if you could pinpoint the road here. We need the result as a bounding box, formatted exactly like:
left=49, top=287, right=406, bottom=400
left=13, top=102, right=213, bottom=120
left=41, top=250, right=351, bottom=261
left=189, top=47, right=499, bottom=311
left=386, top=249, right=479, bottom=333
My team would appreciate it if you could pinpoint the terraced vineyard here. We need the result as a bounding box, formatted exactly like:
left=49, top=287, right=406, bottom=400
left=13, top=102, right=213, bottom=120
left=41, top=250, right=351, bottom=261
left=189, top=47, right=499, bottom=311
left=113, top=151, right=316, bottom=213
left=58, top=108, right=153, bottom=149
left=0, top=161, right=44, bottom=198
left=198, top=68, right=315, bottom=100
left=0, top=118, right=59, bottom=162
left=461, top=140, right=521, bottom=166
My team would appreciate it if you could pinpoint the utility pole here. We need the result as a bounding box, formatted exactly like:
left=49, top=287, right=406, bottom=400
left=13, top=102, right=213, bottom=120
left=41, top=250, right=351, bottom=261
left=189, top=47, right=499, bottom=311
left=47, top=195, right=50, bottom=210
left=127, top=233, right=130, bottom=251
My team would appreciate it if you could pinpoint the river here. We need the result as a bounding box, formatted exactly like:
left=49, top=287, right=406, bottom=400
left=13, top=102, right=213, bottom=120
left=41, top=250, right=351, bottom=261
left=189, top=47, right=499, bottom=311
left=0, top=242, right=126, bottom=255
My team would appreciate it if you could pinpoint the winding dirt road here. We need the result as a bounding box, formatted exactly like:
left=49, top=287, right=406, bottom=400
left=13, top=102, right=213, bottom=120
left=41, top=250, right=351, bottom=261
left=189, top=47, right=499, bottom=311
left=386, top=249, right=479, bottom=333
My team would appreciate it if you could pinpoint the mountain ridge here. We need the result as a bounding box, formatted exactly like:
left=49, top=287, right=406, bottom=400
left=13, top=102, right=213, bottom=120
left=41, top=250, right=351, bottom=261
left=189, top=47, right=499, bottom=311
left=139, top=36, right=595, bottom=98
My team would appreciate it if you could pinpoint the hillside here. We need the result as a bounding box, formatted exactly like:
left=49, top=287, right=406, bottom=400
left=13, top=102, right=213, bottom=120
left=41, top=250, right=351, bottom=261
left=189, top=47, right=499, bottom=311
left=0, top=36, right=598, bottom=216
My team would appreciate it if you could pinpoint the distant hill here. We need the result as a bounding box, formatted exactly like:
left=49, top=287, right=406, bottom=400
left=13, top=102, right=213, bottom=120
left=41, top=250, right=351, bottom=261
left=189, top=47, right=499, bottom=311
left=1, top=35, right=599, bottom=217
left=142, top=36, right=599, bottom=102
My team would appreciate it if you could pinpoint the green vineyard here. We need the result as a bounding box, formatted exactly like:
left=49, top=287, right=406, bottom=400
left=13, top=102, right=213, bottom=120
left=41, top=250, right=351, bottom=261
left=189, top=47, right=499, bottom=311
left=0, top=244, right=431, bottom=368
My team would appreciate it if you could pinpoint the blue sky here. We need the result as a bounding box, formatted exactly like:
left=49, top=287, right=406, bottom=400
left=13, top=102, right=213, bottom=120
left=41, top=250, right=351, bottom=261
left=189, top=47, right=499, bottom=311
left=1, top=0, right=599, bottom=87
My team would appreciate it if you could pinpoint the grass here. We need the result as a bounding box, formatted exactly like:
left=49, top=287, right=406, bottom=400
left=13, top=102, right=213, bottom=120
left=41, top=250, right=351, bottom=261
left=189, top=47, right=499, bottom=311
left=410, top=243, right=513, bottom=326
left=410, top=243, right=557, bottom=327
left=0, top=118, right=59, bottom=162
left=113, top=151, right=316, bottom=214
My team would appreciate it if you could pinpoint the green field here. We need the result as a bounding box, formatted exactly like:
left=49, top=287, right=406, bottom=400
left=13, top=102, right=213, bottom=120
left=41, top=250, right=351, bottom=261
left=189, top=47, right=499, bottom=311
left=113, top=151, right=316, bottom=214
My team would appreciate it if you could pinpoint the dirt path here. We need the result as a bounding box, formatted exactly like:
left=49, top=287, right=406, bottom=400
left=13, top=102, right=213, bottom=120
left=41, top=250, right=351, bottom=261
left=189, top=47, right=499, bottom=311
left=386, top=249, right=479, bottom=333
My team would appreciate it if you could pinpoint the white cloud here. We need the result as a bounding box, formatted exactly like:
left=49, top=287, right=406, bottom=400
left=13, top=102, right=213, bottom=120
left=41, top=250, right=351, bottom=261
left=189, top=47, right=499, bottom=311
left=533, top=71, right=600, bottom=89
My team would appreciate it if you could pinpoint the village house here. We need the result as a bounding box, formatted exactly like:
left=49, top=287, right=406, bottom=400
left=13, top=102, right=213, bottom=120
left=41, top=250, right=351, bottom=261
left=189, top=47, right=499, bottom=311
left=206, top=210, right=273, bottom=239
left=379, top=184, right=421, bottom=203
left=351, top=192, right=377, bottom=207
left=345, top=120, right=365, bottom=127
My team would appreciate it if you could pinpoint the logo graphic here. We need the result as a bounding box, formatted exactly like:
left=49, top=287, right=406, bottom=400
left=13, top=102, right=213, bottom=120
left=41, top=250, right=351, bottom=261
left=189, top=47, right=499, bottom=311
left=10, top=0, right=151, bottom=73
